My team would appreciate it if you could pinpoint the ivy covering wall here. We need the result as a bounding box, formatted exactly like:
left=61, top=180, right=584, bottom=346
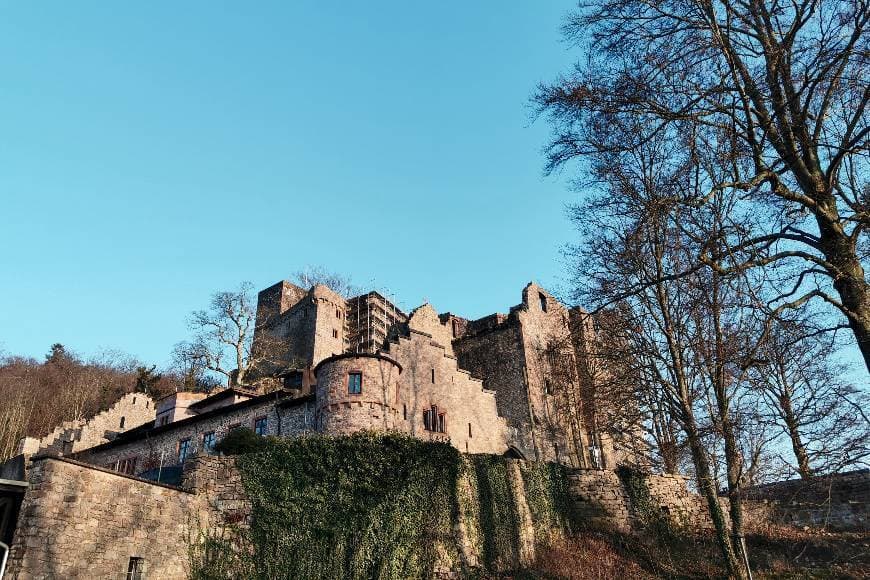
left=189, top=433, right=577, bottom=579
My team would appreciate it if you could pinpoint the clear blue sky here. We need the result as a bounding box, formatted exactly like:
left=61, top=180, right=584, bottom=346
left=0, top=1, right=582, bottom=366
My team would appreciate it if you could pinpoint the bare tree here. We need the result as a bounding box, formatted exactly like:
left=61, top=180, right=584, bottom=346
left=537, top=0, right=870, bottom=371
left=557, top=115, right=776, bottom=576
left=749, top=320, right=870, bottom=478
left=173, top=282, right=287, bottom=389
left=292, top=265, right=359, bottom=298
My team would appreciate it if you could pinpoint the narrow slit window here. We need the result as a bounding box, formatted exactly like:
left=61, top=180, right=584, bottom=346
left=332, top=329, right=339, bottom=338
left=539, top=292, right=548, bottom=312
left=468, top=423, right=472, bottom=438
left=403, top=404, right=407, bottom=420
left=348, top=372, right=362, bottom=394
left=119, top=416, right=126, bottom=429
left=431, top=368, right=435, bottom=383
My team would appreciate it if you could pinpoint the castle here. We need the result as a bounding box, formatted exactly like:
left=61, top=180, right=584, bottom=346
left=0, top=279, right=643, bottom=577
left=0, top=280, right=863, bottom=579
left=2, top=280, right=628, bottom=485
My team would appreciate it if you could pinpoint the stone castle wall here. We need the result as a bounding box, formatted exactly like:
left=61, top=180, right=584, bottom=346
left=454, top=284, right=590, bottom=467
left=314, top=353, right=403, bottom=435
left=742, top=470, right=869, bottom=531
left=568, top=468, right=716, bottom=532
left=384, top=318, right=509, bottom=454
left=75, top=395, right=315, bottom=477
left=5, top=456, right=201, bottom=580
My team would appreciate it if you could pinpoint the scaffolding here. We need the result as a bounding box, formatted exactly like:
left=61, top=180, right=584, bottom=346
left=346, top=291, right=407, bottom=353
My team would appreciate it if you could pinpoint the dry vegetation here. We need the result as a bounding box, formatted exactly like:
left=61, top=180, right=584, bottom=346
left=0, top=344, right=185, bottom=462
left=518, top=527, right=869, bottom=579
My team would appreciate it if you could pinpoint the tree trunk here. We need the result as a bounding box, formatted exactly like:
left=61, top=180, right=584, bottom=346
left=683, top=408, right=746, bottom=580
left=780, top=393, right=812, bottom=479
left=815, top=197, right=870, bottom=373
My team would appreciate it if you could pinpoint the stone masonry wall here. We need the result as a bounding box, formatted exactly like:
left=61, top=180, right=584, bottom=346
left=75, top=396, right=315, bottom=477
left=35, top=393, right=156, bottom=455
left=568, top=468, right=715, bottom=533
left=383, top=325, right=509, bottom=455
left=742, top=470, right=869, bottom=531
left=5, top=456, right=201, bottom=580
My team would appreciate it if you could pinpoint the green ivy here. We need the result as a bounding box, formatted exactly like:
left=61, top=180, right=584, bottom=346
left=189, top=434, right=578, bottom=579
left=615, top=465, right=679, bottom=539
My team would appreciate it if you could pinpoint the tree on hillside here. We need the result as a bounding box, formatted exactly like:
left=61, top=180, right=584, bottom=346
left=537, top=0, right=870, bottom=371
left=0, top=348, right=178, bottom=462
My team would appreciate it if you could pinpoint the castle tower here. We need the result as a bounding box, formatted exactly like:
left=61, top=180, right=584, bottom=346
left=313, top=353, right=403, bottom=435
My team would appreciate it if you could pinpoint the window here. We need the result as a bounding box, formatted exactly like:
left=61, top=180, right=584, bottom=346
left=332, top=329, right=339, bottom=339
left=127, top=557, right=145, bottom=580
left=431, top=368, right=435, bottom=383
left=403, top=404, right=407, bottom=420
left=452, top=320, right=460, bottom=338
left=544, top=379, right=552, bottom=395
left=468, top=423, right=472, bottom=438
left=336, top=308, right=342, bottom=318
left=178, top=438, right=192, bottom=463
left=227, top=423, right=242, bottom=433
left=283, top=371, right=303, bottom=390
left=423, top=405, right=446, bottom=433
left=119, top=416, right=126, bottom=429
left=539, top=292, right=548, bottom=312
left=132, top=397, right=136, bottom=404
left=117, top=457, right=137, bottom=475
left=348, top=372, right=362, bottom=394
left=203, top=432, right=216, bottom=453
left=254, top=417, right=268, bottom=436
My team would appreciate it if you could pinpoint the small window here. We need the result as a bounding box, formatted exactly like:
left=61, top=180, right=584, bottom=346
left=132, top=397, right=136, bottom=404
left=202, top=432, right=216, bottom=453
left=431, top=368, right=435, bottom=383
left=539, top=292, right=548, bottom=312
left=117, top=457, right=137, bottom=475
left=544, top=379, right=552, bottom=395
left=283, top=371, right=303, bottom=390
left=403, top=404, right=407, bottom=420
left=333, top=329, right=339, bottom=339
left=423, top=406, right=446, bottom=433
left=119, top=416, right=126, bottom=429
left=127, top=556, right=145, bottom=580
left=348, top=372, right=362, bottom=394
left=228, top=423, right=242, bottom=432
left=452, top=320, right=460, bottom=338
left=146, top=400, right=149, bottom=409
left=336, top=308, right=341, bottom=318
left=468, top=423, right=472, bottom=438
left=178, top=439, right=192, bottom=463
left=254, top=417, right=268, bottom=436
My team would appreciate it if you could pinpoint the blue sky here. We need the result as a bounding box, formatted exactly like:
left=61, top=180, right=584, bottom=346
left=0, top=2, right=583, bottom=366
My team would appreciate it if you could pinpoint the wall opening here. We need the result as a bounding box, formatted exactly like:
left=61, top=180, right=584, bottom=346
left=539, top=292, right=548, bottom=312
left=348, top=372, right=362, bottom=394
left=119, top=416, right=126, bottom=429
left=126, top=556, right=145, bottom=580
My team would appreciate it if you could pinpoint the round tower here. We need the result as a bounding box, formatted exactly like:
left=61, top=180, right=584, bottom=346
left=313, top=353, right=404, bottom=435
